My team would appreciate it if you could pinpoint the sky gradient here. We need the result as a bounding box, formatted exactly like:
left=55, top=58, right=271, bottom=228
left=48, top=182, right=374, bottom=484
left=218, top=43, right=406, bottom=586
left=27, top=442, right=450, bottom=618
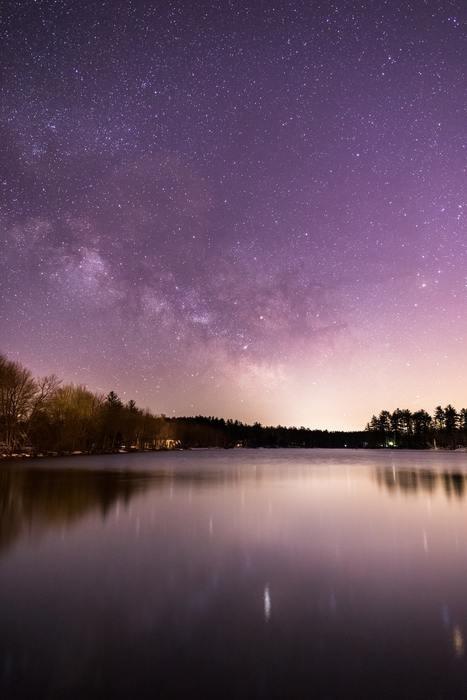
left=1, top=1, right=467, bottom=429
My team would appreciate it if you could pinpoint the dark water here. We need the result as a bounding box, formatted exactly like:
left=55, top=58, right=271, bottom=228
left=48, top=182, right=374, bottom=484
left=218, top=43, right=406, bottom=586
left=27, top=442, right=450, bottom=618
left=2, top=449, right=467, bottom=699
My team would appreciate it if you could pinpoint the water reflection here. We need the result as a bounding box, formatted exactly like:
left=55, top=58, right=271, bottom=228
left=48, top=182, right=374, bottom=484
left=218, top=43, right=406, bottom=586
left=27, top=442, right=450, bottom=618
left=0, top=465, right=154, bottom=556
left=3, top=457, right=467, bottom=560
left=264, top=585, right=271, bottom=621
left=453, top=625, right=465, bottom=657
left=0, top=459, right=261, bottom=557
left=2, top=450, right=467, bottom=699
left=374, top=466, right=467, bottom=498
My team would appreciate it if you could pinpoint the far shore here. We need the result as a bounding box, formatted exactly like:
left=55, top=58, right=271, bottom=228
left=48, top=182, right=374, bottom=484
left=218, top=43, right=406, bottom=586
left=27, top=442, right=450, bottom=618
left=3, top=445, right=467, bottom=464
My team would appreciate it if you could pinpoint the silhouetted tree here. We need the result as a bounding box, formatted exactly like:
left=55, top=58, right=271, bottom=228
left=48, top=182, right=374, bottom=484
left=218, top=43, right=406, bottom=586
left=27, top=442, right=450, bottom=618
left=0, top=355, right=59, bottom=453
left=434, top=406, right=445, bottom=431
left=400, top=409, right=413, bottom=435
left=444, top=404, right=459, bottom=449
left=412, top=410, right=431, bottom=434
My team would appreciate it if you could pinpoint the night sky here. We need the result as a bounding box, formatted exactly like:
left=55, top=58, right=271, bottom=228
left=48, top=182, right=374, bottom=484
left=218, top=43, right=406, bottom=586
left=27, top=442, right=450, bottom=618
left=1, top=1, right=466, bottom=429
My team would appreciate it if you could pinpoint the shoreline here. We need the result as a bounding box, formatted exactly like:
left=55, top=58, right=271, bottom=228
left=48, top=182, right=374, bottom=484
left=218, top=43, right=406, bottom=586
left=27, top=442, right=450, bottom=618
left=2, top=445, right=467, bottom=464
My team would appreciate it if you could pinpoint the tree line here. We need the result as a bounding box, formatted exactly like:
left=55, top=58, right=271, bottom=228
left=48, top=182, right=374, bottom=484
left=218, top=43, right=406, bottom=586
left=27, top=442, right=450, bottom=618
left=0, top=353, right=369, bottom=456
left=4, top=353, right=463, bottom=456
left=366, top=406, right=467, bottom=449
left=0, top=354, right=169, bottom=456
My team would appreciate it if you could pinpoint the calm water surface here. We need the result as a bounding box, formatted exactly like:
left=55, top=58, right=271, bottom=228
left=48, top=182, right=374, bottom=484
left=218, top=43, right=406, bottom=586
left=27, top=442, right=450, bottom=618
left=2, top=449, right=467, bottom=699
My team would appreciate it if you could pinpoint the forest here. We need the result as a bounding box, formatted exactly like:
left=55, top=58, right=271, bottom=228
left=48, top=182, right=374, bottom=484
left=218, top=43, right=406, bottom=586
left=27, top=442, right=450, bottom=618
left=0, top=353, right=367, bottom=455
left=1, top=353, right=466, bottom=456
left=366, top=406, right=467, bottom=449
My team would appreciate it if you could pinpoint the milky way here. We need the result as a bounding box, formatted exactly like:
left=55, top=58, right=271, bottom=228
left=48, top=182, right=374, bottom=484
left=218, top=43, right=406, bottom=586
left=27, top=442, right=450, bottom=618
left=1, top=1, right=467, bottom=429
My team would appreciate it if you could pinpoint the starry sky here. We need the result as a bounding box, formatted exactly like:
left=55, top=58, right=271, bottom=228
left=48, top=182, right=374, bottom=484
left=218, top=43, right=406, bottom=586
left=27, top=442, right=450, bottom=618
left=1, top=1, right=466, bottom=429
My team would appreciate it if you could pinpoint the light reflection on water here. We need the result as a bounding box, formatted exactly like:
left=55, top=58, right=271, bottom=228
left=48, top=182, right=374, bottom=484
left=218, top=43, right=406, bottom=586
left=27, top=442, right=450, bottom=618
left=2, top=449, right=467, bottom=698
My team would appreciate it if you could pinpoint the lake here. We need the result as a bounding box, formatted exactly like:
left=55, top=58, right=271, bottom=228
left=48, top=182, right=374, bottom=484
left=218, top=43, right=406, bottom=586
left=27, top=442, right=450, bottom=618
left=2, top=449, right=467, bottom=699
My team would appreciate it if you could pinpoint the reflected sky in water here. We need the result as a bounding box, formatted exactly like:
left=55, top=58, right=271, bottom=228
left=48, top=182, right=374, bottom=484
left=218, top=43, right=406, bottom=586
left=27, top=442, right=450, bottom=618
left=2, top=449, right=467, bottom=699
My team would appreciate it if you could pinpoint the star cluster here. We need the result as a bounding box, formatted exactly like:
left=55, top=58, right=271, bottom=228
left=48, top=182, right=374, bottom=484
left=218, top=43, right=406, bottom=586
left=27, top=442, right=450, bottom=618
left=1, top=1, right=467, bottom=428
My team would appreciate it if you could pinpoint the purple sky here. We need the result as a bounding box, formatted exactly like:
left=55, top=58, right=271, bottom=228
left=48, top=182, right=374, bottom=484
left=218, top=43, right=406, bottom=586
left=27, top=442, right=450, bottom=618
left=1, top=1, right=467, bottom=429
